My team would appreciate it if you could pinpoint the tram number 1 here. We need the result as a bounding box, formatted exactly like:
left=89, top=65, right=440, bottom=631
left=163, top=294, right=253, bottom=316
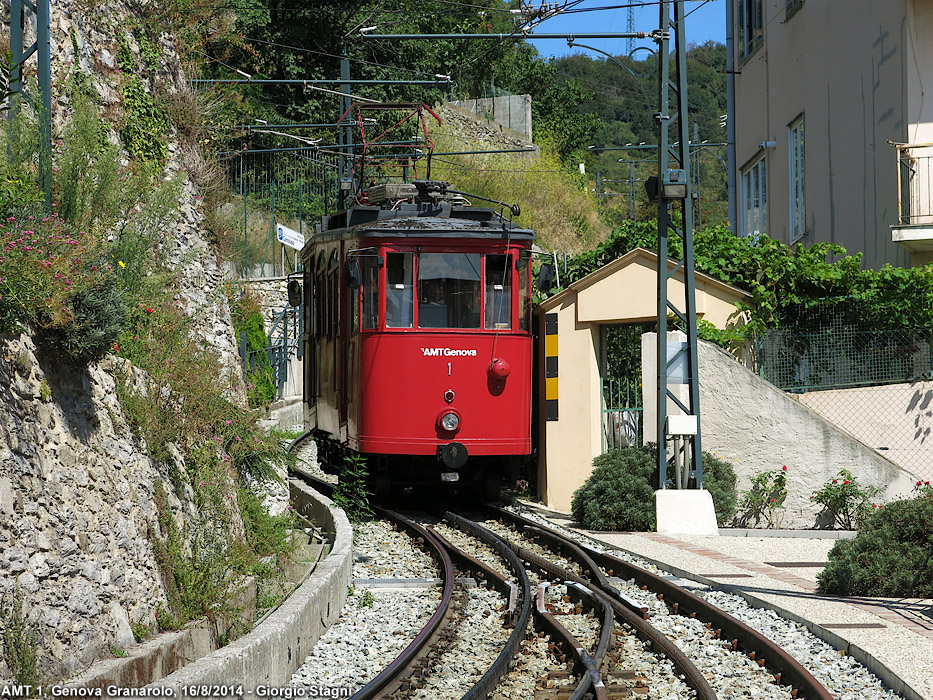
left=448, top=362, right=451, bottom=376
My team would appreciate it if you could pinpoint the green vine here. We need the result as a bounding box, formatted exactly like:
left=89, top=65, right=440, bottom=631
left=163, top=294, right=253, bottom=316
left=121, top=77, right=168, bottom=162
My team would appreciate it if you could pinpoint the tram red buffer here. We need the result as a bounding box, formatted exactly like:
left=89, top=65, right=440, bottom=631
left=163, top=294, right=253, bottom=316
left=301, top=180, right=536, bottom=495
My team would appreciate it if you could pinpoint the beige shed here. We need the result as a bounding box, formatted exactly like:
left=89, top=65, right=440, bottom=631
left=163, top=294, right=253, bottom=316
left=536, top=248, right=750, bottom=512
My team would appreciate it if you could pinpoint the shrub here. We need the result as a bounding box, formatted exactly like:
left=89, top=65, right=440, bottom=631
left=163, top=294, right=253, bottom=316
left=0, top=586, right=42, bottom=685
left=572, top=446, right=739, bottom=531
left=35, top=280, right=126, bottom=365
left=737, top=465, right=788, bottom=528
left=571, top=446, right=658, bottom=531
left=702, top=453, right=738, bottom=526
left=810, top=468, right=882, bottom=530
left=818, top=484, right=933, bottom=597
left=332, top=453, right=374, bottom=523
left=0, top=210, right=127, bottom=365
left=229, top=287, right=276, bottom=407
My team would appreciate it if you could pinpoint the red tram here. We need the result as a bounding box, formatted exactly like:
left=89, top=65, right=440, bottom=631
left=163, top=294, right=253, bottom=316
left=301, top=181, right=536, bottom=497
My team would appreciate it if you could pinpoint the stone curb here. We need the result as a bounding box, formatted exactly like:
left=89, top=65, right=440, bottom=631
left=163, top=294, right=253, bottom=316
left=146, top=479, right=351, bottom=691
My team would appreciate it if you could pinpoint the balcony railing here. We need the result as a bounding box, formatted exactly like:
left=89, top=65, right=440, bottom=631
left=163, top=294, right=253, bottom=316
left=895, top=142, right=933, bottom=226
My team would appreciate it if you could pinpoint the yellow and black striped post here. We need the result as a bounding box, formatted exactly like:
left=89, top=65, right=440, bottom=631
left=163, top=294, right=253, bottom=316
left=544, top=313, right=558, bottom=421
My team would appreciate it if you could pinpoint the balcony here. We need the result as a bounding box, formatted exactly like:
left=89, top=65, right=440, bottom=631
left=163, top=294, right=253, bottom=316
left=891, top=142, right=933, bottom=257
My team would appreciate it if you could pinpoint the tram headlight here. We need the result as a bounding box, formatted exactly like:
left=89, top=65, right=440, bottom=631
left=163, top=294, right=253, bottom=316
left=440, top=411, right=460, bottom=432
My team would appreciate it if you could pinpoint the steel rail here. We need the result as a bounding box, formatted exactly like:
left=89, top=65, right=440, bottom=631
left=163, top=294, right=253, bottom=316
left=286, top=448, right=459, bottom=700
left=503, top=534, right=718, bottom=700
left=535, top=581, right=613, bottom=700
left=442, top=511, right=532, bottom=700
left=346, top=509, right=454, bottom=700
left=498, top=508, right=834, bottom=700
left=426, top=525, right=520, bottom=627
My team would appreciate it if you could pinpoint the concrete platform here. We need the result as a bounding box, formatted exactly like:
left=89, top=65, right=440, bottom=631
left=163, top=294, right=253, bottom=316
left=523, top=503, right=933, bottom=700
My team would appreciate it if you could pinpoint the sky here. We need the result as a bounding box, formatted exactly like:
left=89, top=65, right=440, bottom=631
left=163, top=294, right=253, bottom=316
left=526, top=0, right=726, bottom=60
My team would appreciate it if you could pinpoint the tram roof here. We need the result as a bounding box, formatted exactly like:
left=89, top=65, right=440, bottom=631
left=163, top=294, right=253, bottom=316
left=312, top=202, right=536, bottom=243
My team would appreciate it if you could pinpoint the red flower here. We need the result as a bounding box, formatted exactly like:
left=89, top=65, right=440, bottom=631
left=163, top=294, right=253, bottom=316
left=925, top=481, right=931, bottom=486
left=145, top=307, right=154, bottom=313
left=918, top=481, right=924, bottom=486
left=782, top=465, right=787, bottom=471
left=843, top=480, right=850, bottom=484
left=832, top=479, right=838, bottom=484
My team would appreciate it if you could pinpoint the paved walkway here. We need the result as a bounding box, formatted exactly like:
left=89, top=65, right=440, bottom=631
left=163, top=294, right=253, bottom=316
left=524, top=504, right=933, bottom=700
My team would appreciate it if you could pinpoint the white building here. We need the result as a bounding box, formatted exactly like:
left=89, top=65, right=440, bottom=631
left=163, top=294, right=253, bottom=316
left=731, top=0, right=933, bottom=267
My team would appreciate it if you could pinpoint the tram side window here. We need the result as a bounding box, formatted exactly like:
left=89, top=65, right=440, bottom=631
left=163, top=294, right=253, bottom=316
left=518, top=257, right=530, bottom=331
left=314, top=271, right=325, bottom=339
left=385, top=252, right=413, bottom=328
left=418, top=253, right=481, bottom=329
left=485, top=254, right=512, bottom=330
left=329, top=269, right=339, bottom=338
left=361, top=256, right=380, bottom=330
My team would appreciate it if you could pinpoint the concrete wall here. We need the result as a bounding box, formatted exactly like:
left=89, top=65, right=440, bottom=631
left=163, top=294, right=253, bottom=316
left=147, top=478, right=351, bottom=691
left=796, top=382, right=933, bottom=483
left=537, top=297, right=604, bottom=512
left=448, top=95, right=533, bottom=142
left=646, top=333, right=917, bottom=528
left=733, top=0, right=911, bottom=268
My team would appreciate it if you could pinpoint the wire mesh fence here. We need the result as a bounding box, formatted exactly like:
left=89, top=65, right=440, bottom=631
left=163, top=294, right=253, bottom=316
left=757, top=305, right=933, bottom=482
left=226, top=148, right=339, bottom=278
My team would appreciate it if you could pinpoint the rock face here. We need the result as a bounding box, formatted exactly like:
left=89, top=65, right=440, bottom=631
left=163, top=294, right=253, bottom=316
left=0, top=334, right=195, bottom=680
left=0, top=0, right=252, bottom=680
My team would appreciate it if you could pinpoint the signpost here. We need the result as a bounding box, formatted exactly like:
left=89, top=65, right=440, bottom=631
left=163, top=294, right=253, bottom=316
left=276, top=222, right=305, bottom=251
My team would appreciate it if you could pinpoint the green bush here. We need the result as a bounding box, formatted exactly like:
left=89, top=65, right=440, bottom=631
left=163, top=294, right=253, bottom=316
left=810, top=468, right=882, bottom=530
left=818, top=485, right=933, bottom=597
left=35, top=280, right=126, bottom=365
left=571, top=446, right=739, bottom=531
left=228, top=286, right=276, bottom=407
left=702, top=452, right=738, bottom=526
left=571, top=446, right=658, bottom=531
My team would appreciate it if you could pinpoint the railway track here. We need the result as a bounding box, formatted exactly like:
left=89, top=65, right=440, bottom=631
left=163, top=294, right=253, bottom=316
left=290, top=460, right=532, bottom=699
left=478, top=505, right=837, bottom=700
left=288, top=440, right=892, bottom=700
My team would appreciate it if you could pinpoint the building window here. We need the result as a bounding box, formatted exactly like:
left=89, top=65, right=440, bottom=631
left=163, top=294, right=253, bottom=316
left=737, top=0, right=764, bottom=60
left=789, top=115, right=806, bottom=242
left=785, top=0, right=804, bottom=20
left=741, top=155, right=767, bottom=238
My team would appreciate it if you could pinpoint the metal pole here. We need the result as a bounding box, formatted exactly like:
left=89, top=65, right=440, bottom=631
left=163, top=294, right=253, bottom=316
left=339, top=52, right=351, bottom=210
left=363, top=31, right=650, bottom=40
left=726, top=0, right=738, bottom=234
left=656, top=0, right=703, bottom=489
left=241, top=154, right=248, bottom=277
left=8, top=0, right=23, bottom=125
left=630, top=161, right=636, bottom=220
left=656, top=0, right=671, bottom=489
left=37, top=0, right=51, bottom=209
left=188, top=79, right=452, bottom=86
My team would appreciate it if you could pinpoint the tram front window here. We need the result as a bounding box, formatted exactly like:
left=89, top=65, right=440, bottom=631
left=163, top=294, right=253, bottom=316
left=417, top=253, right=481, bottom=329
left=386, top=252, right=413, bottom=328
left=485, top=254, right=511, bottom=330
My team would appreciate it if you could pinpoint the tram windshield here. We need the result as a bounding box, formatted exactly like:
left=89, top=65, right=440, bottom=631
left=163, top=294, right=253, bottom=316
left=418, top=253, right=482, bottom=329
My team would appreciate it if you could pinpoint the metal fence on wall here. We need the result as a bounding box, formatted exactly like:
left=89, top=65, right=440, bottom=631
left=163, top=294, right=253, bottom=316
left=227, top=148, right=339, bottom=278
left=758, top=324, right=933, bottom=482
